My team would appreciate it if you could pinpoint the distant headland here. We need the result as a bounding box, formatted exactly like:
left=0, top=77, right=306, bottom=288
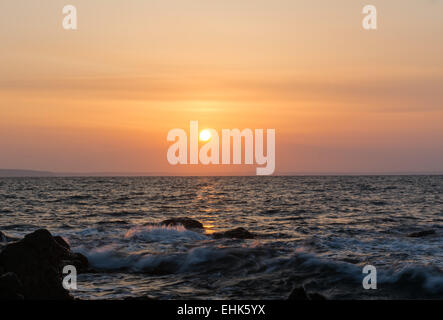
left=0, top=169, right=55, bottom=177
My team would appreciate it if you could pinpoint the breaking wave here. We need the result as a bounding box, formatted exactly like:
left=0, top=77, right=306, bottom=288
left=124, top=224, right=208, bottom=243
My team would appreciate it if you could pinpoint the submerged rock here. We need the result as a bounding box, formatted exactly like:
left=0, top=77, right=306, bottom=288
left=212, top=227, right=255, bottom=239
left=308, top=292, right=327, bottom=300
left=0, top=229, right=89, bottom=300
left=123, top=295, right=155, bottom=300
left=160, top=217, right=204, bottom=230
left=287, top=286, right=327, bottom=300
left=408, top=229, right=436, bottom=238
left=287, top=286, right=309, bottom=300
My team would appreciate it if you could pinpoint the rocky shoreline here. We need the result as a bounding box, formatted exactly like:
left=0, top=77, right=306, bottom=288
left=0, top=229, right=88, bottom=300
left=0, top=219, right=326, bottom=300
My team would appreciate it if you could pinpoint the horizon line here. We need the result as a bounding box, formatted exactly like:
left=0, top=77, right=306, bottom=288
left=1, top=168, right=442, bottom=177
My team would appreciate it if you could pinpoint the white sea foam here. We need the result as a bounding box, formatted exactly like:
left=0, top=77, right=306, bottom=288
left=76, top=244, right=138, bottom=270
left=124, top=224, right=208, bottom=243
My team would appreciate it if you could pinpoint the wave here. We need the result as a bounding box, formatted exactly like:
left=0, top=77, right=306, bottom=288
left=77, top=245, right=274, bottom=274
left=124, top=225, right=208, bottom=243
left=289, top=253, right=443, bottom=296
left=73, top=243, right=443, bottom=298
left=379, top=265, right=443, bottom=294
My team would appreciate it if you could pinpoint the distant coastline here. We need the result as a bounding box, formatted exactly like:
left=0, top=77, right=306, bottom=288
left=0, top=169, right=55, bottom=177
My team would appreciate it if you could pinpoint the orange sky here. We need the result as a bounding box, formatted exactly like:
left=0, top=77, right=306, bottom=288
left=0, top=0, right=442, bottom=174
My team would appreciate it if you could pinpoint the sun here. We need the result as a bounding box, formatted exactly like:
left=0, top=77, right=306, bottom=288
left=199, top=129, right=212, bottom=141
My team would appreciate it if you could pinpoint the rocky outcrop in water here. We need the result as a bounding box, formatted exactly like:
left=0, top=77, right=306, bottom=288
left=159, top=218, right=256, bottom=239
left=160, top=217, right=204, bottom=230
left=408, top=229, right=436, bottom=238
left=212, top=227, right=256, bottom=239
left=123, top=295, right=155, bottom=300
left=0, top=229, right=89, bottom=300
left=287, top=286, right=327, bottom=300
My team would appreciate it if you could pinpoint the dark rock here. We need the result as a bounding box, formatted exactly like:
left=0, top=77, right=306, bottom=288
left=123, top=295, right=155, bottom=300
left=408, top=230, right=436, bottom=238
left=287, top=286, right=327, bottom=300
left=0, top=272, right=24, bottom=300
left=69, top=252, right=90, bottom=273
left=160, top=217, right=204, bottom=230
left=0, top=229, right=89, bottom=300
left=308, top=292, right=327, bottom=300
left=287, top=286, right=309, bottom=300
left=54, top=236, right=70, bottom=249
left=342, top=258, right=360, bottom=264
left=212, top=227, right=255, bottom=239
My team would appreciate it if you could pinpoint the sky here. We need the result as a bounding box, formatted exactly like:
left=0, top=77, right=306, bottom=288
left=0, top=0, right=442, bottom=174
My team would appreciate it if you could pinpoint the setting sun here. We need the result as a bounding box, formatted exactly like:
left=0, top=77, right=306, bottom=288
left=199, top=130, right=212, bottom=142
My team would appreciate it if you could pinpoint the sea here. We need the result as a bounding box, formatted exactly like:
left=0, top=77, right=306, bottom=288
left=0, top=176, right=442, bottom=299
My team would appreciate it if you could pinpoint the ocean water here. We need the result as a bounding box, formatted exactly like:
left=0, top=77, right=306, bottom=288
left=0, top=176, right=442, bottom=299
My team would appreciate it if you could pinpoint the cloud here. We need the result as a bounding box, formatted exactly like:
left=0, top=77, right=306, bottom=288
left=1, top=73, right=442, bottom=113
